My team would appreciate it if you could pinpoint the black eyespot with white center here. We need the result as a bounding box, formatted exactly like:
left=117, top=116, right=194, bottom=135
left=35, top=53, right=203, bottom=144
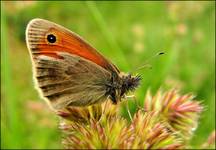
left=47, top=34, right=56, bottom=43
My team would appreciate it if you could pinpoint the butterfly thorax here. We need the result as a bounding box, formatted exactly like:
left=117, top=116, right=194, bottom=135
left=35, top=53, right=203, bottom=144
left=106, top=73, right=141, bottom=104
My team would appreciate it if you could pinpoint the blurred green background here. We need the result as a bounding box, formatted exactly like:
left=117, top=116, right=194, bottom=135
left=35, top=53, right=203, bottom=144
left=1, top=1, right=215, bottom=149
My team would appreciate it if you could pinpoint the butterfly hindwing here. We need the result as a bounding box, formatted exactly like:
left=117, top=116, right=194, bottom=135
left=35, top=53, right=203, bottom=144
left=34, top=52, right=111, bottom=110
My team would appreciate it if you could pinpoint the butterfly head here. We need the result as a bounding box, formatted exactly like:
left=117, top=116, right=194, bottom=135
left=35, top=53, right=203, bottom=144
left=120, top=73, right=141, bottom=96
left=107, top=73, right=141, bottom=104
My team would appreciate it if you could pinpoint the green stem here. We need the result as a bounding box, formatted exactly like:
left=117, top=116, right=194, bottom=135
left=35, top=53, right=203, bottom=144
left=86, top=1, right=129, bottom=70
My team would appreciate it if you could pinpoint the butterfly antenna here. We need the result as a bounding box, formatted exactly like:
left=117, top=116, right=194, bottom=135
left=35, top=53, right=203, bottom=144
left=132, top=51, right=165, bottom=72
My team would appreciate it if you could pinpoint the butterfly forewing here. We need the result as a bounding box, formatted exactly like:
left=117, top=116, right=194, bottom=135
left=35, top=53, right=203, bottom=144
left=26, top=18, right=119, bottom=73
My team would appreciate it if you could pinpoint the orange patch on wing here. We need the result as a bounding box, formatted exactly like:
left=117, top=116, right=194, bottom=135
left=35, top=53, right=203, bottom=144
left=27, top=19, right=119, bottom=73
left=36, top=28, right=112, bottom=70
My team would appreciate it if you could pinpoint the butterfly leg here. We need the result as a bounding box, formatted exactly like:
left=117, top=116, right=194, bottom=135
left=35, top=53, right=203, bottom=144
left=126, top=100, right=133, bottom=122
left=98, top=100, right=109, bottom=123
left=125, top=95, right=145, bottom=112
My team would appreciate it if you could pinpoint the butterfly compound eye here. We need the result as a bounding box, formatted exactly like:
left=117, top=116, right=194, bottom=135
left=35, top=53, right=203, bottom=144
left=47, top=34, right=56, bottom=43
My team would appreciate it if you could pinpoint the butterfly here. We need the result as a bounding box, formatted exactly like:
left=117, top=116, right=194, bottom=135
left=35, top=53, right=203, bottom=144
left=26, top=18, right=141, bottom=110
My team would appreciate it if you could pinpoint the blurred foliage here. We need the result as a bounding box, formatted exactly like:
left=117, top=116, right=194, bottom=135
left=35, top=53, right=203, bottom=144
left=1, top=1, right=215, bottom=149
